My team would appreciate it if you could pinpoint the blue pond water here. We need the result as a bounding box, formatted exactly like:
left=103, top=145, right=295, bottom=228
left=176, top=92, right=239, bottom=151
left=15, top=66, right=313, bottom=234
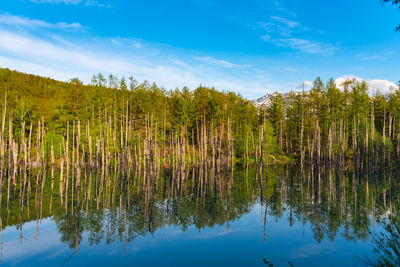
left=1, top=205, right=377, bottom=267
left=0, top=167, right=396, bottom=266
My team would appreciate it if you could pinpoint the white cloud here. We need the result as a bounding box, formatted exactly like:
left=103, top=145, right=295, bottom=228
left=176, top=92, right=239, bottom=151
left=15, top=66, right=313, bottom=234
left=0, top=27, right=272, bottom=98
left=360, top=55, right=386, bottom=61
left=0, top=13, right=84, bottom=30
left=194, top=56, right=250, bottom=68
left=293, top=80, right=313, bottom=90
left=30, top=0, right=83, bottom=4
left=0, top=13, right=268, bottom=97
left=261, top=34, right=271, bottom=41
left=110, top=37, right=143, bottom=48
left=270, top=16, right=302, bottom=28
left=6, top=12, right=396, bottom=102
left=259, top=21, right=293, bottom=37
left=0, top=30, right=193, bottom=85
left=0, top=55, right=78, bottom=81
left=56, top=22, right=84, bottom=29
left=355, top=51, right=395, bottom=61
left=30, top=0, right=109, bottom=7
left=0, top=13, right=49, bottom=27
left=84, top=0, right=107, bottom=7
left=303, top=80, right=313, bottom=87
left=335, top=75, right=397, bottom=95
left=259, top=16, right=335, bottom=54
left=283, top=67, right=297, bottom=72
left=271, top=38, right=336, bottom=54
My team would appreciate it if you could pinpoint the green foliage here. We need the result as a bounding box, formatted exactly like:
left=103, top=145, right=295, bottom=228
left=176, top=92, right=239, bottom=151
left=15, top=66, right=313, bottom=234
left=1, top=68, right=400, bottom=162
left=0, top=68, right=258, bottom=157
left=369, top=215, right=400, bottom=266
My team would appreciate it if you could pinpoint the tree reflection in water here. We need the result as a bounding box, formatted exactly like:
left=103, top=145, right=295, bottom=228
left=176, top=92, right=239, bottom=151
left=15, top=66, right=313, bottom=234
left=0, top=165, right=399, bottom=264
left=366, top=214, right=400, bottom=266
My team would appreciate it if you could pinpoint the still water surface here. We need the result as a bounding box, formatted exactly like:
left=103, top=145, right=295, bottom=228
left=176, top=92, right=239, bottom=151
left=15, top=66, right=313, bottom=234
left=0, top=167, right=396, bottom=266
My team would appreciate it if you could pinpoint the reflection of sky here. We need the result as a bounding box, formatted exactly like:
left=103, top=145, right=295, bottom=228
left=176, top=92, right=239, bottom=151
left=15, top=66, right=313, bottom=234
left=0, top=204, right=378, bottom=266
left=1, top=219, right=70, bottom=266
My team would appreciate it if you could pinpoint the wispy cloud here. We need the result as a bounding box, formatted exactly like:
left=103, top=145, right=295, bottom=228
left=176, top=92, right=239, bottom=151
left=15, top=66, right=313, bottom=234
left=110, top=37, right=143, bottom=49
left=282, top=67, right=297, bottom=72
left=272, top=38, right=336, bottom=54
left=0, top=26, right=271, bottom=98
left=290, top=244, right=336, bottom=260
left=0, top=29, right=202, bottom=87
left=57, top=22, right=84, bottom=29
left=261, top=34, right=271, bottom=41
left=30, top=0, right=109, bottom=7
left=272, top=0, right=296, bottom=16
left=270, top=16, right=302, bottom=29
left=0, top=12, right=329, bottom=99
left=360, top=55, right=386, bottom=61
left=355, top=51, right=395, bottom=61
left=0, top=13, right=85, bottom=30
left=259, top=15, right=336, bottom=54
left=30, top=0, right=83, bottom=4
left=194, top=56, right=250, bottom=68
left=259, top=16, right=307, bottom=36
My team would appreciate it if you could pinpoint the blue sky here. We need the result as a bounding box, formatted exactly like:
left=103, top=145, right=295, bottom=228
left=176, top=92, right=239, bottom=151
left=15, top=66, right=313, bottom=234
left=0, top=0, right=399, bottom=98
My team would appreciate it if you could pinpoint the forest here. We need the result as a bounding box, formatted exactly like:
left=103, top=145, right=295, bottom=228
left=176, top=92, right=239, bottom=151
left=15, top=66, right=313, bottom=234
left=1, top=68, right=400, bottom=266
left=1, top=67, right=400, bottom=169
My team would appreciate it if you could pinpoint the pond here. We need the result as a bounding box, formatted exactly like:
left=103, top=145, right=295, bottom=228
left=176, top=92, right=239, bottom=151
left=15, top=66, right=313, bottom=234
left=0, top=166, right=398, bottom=266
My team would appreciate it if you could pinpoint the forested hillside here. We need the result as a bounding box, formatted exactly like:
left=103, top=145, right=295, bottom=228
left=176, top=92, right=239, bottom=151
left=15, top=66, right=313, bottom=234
left=0, top=68, right=257, bottom=134
left=0, top=68, right=399, bottom=171
left=0, top=68, right=258, bottom=158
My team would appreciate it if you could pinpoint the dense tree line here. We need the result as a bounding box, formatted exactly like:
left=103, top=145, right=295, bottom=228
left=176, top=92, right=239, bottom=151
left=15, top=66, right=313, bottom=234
left=0, top=68, right=258, bottom=160
left=1, top=68, right=400, bottom=170
left=261, top=78, right=400, bottom=161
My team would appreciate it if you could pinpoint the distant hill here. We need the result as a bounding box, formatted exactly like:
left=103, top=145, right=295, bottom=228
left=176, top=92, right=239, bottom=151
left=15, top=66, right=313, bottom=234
left=251, top=91, right=303, bottom=108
